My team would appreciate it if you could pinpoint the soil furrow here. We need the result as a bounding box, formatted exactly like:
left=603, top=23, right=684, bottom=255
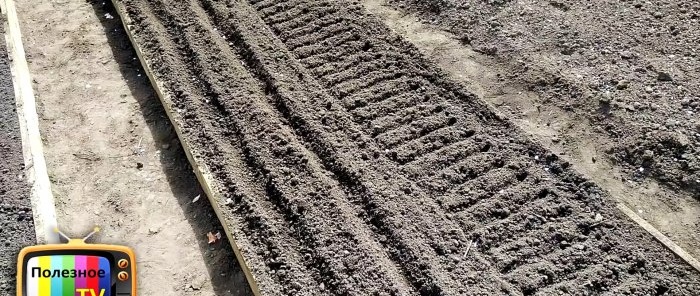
left=286, top=25, right=355, bottom=51
left=342, top=77, right=423, bottom=110
left=393, top=127, right=477, bottom=165
left=200, top=0, right=512, bottom=294
left=203, top=1, right=487, bottom=292
left=239, top=0, right=700, bottom=292
left=191, top=4, right=451, bottom=294
left=285, top=16, right=347, bottom=41
left=335, top=72, right=411, bottom=98
left=314, top=51, right=403, bottom=79
left=444, top=171, right=536, bottom=212
left=368, top=103, right=444, bottom=133
left=375, top=120, right=451, bottom=149
left=265, top=5, right=336, bottom=27
left=121, top=2, right=322, bottom=293
left=400, top=138, right=482, bottom=170
left=147, top=0, right=422, bottom=294
left=441, top=168, right=522, bottom=210
left=322, top=58, right=404, bottom=87
left=420, top=151, right=511, bottom=193
left=269, top=7, right=339, bottom=31
left=255, top=0, right=308, bottom=16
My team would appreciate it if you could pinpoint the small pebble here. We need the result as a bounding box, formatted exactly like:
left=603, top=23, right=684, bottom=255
left=657, top=71, right=673, bottom=81
left=616, top=80, right=629, bottom=90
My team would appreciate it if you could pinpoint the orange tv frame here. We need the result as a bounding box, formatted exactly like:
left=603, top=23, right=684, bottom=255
left=17, top=239, right=136, bottom=296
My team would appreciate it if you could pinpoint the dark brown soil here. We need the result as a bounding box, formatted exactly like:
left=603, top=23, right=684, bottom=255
left=116, top=0, right=700, bottom=295
left=0, top=17, right=36, bottom=294
left=387, top=0, right=700, bottom=198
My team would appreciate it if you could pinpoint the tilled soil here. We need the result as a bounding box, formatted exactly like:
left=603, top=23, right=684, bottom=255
left=0, top=18, right=36, bottom=294
left=387, top=0, right=700, bottom=198
left=115, top=0, right=700, bottom=295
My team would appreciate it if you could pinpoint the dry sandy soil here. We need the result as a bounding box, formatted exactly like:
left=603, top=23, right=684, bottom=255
left=114, top=0, right=700, bottom=294
left=15, top=0, right=250, bottom=295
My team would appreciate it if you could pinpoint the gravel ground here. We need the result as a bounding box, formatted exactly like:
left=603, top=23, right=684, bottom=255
left=115, top=0, right=700, bottom=294
left=387, top=0, right=700, bottom=198
left=0, top=17, right=36, bottom=295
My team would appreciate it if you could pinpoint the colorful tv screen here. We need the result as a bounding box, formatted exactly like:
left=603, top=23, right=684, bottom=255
left=17, top=247, right=138, bottom=296
left=25, top=254, right=112, bottom=296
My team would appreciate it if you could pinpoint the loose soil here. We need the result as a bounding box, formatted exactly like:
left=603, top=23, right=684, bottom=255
left=362, top=0, right=700, bottom=264
left=15, top=1, right=251, bottom=295
left=386, top=0, right=700, bottom=199
left=116, top=0, right=700, bottom=295
left=0, top=16, right=36, bottom=294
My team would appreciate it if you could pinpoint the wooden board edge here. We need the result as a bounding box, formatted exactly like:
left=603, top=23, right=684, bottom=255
left=617, top=203, right=700, bottom=273
left=3, top=0, right=59, bottom=244
left=109, top=1, right=262, bottom=295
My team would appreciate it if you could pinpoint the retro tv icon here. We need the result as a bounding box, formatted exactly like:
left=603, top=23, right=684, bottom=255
left=17, top=227, right=136, bottom=296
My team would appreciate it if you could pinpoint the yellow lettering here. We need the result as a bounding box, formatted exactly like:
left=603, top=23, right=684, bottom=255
left=75, top=289, right=105, bottom=296
left=80, top=288, right=106, bottom=296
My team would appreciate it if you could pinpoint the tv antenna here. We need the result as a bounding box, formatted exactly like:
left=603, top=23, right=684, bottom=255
left=53, top=226, right=101, bottom=243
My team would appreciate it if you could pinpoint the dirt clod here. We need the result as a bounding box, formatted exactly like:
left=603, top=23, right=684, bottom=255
left=657, top=72, right=673, bottom=82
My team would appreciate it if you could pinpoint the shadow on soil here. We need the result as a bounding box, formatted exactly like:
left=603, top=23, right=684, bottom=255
left=85, top=1, right=253, bottom=295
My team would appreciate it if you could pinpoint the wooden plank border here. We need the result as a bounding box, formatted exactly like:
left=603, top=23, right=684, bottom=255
left=2, top=0, right=59, bottom=244
left=109, top=1, right=262, bottom=294
left=617, top=203, right=700, bottom=272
